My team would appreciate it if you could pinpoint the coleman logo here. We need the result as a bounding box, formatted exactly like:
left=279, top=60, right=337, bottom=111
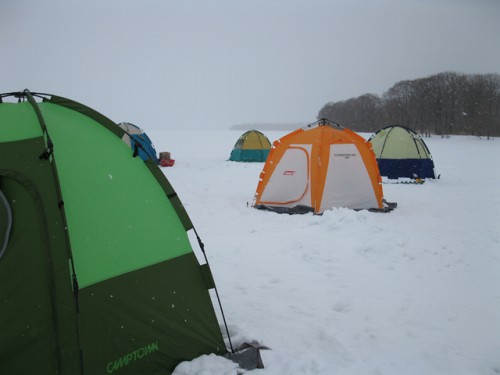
left=106, top=341, right=159, bottom=373
left=334, top=153, right=357, bottom=159
left=283, top=170, right=295, bottom=175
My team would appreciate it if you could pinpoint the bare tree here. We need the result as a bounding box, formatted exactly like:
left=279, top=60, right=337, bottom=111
left=318, top=72, right=500, bottom=137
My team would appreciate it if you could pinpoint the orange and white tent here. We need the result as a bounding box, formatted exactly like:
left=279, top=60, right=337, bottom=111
left=252, top=119, right=394, bottom=214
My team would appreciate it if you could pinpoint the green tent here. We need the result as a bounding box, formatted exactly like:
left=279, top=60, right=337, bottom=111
left=368, top=125, right=436, bottom=180
left=229, top=130, right=271, bottom=162
left=0, top=90, right=227, bottom=374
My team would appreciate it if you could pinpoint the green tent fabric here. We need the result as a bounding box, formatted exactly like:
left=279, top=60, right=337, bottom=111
left=0, top=90, right=227, bottom=374
left=229, top=130, right=271, bottom=162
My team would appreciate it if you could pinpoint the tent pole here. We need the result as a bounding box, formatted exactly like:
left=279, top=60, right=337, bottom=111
left=193, top=229, right=235, bottom=354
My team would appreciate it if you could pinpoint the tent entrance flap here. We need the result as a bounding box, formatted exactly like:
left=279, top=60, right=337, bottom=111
left=0, top=177, right=62, bottom=374
left=258, top=146, right=310, bottom=206
left=321, top=144, right=379, bottom=211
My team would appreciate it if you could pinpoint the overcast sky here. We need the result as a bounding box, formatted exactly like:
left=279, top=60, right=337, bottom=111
left=2, top=0, right=499, bottom=130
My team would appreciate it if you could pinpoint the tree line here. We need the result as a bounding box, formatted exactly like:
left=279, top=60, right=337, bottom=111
left=318, top=72, right=500, bottom=138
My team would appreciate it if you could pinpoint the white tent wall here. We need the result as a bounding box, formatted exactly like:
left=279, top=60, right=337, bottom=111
left=321, top=144, right=379, bottom=212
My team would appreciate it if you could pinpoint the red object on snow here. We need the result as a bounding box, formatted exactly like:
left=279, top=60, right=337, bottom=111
left=159, top=152, right=175, bottom=167
left=160, top=158, right=175, bottom=167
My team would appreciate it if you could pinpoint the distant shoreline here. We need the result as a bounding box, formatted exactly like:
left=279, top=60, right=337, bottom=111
left=230, top=122, right=307, bottom=131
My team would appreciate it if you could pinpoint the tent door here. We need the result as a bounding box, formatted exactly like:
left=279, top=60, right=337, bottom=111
left=259, top=146, right=310, bottom=206
left=0, top=189, right=12, bottom=259
left=320, top=144, right=378, bottom=211
left=0, top=176, right=61, bottom=374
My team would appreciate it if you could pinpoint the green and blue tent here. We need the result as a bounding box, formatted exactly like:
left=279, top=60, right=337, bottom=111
left=368, top=125, right=436, bottom=180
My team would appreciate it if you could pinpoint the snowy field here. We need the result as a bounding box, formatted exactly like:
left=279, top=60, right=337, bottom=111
left=149, top=129, right=500, bottom=375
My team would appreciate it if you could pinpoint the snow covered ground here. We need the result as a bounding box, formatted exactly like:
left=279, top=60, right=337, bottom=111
left=149, top=129, right=500, bottom=375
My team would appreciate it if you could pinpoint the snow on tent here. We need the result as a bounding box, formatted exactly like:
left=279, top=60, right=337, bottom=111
left=0, top=90, right=231, bottom=374
left=253, top=118, right=395, bottom=214
left=368, top=125, right=436, bottom=180
left=229, top=130, right=272, bottom=162
left=118, top=121, right=159, bottom=163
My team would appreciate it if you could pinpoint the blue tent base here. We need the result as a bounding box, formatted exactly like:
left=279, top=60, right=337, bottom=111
left=377, top=158, right=436, bottom=179
left=229, top=149, right=270, bottom=162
